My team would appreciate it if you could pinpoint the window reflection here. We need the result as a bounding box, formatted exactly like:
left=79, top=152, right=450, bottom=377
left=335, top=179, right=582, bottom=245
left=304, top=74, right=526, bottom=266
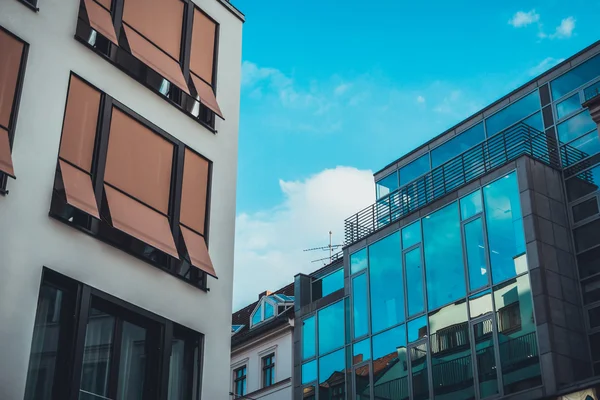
left=551, top=53, right=600, bottom=100
left=485, top=90, right=540, bottom=137
left=410, top=342, right=429, bottom=400
left=302, top=360, right=317, bottom=384
left=557, top=110, right=597, bottom=144
left=566, top=165, right=600, bottom=202
left=80, top=309, right=115, bottom=400
left=351, top=248, right=368, bottom=275
left=377, top=172, right=399, bottom=199
left=428, top=300, right=474, bottom=399
left=252, top=305, right=262, bottom=326
left=303, top=316, right=316, bottom=360
left=354, top=363, right=371, bottom=400
left=473, top=317, right=500, bottom=398
left=405, top=247, right=425, bottom=316
left=464, top=217, right=488, bottom=291
left=353, top=338, right=371, bottom=364
left=431, top=122, right=486, bottom=168
left=400, top=153, right=430, bottom=186
left=556, top=93, right=581, bottom=120
left=318, top=301, right=345, bottom=355
left=460, top=190, right=482, bottom=220
left=264, top=302, right=274, bottom=319
left=562, top=130, right=600, bottom=166
left=401, top=220, right=421, bottom=249
left=493, top=276, right=541, bottom=394
left=407, top=316, right=427, bottom=343
left=117, top=322, right=147, bottom=400
left=352, top=274, right=369, bottom=338
left=423, top=202, right=465, bottom=310
left=372, top=325, right=409, bottom=400
left=303, top=384, right=316, bottom=400
left=321, top=269, right=344, bottom=297
left=469, top=289, right=493, bottom=319
left=483, top=172, right=526, bottom=284
left=369, top=232, right=405, bottom=333
left=318, top=349, right=345, bottom=397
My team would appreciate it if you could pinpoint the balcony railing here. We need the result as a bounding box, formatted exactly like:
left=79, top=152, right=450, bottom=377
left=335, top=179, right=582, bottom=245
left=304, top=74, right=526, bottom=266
left=584, top=81, right=600, bottom=103
left=344, top=122, right=560, bottom=245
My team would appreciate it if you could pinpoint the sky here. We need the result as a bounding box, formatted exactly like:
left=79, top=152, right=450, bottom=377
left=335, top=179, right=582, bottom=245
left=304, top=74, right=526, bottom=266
left=231, top=0, right=600, bottom=310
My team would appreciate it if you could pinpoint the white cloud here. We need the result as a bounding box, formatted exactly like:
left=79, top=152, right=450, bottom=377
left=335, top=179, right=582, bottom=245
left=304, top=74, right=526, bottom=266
left=508, top=10, right=540, bottom=28
left=233, top=167, right=374, bottom=310
left=550, top=17, right=576, bottom=39
left=433, top=89, right=481, bottom=118
left=528, top=57, right=566, bottom=76
left=334, top=83, right=352, bottom=96
left=416, top=95, right=426, bottom=104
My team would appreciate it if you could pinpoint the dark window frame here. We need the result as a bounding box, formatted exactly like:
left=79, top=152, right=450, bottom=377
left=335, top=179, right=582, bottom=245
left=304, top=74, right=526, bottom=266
left=233, top=365, right=247, bottom=396
left=50, top=72, right=213, bottom=291
left=74, top=0, right=221, bottom=132
left=0, top=25, right=30, bottom=195
left=261, top=353, right=275, bottom=388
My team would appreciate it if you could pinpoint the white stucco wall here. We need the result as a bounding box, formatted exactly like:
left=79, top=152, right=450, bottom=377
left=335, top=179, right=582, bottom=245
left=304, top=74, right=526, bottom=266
left=0, top=0, right=242, bottom=398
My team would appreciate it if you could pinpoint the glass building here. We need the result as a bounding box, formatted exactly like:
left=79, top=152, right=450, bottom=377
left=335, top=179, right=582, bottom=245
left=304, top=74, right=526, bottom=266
left=294, top=41, right=600, bottom=399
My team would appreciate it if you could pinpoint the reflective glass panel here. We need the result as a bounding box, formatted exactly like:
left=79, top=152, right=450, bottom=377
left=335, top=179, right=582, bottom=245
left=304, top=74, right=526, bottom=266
left=460, top=190, right=482, bottom=220
left=372, top=325, right=409, bottom=400
left=551, top=53, right=600, bottom=99
left=351, top=248, right=368, bottom=274
left=117, top=321, right=147, bottom=400
left=264, top=301, right=274, bottom=319
left=485, top=90, right=540, bottom=137
left=353, top=338, right=371, bottom=364
left=493, top=275, right=542, bottom=393
left=352, top=274, right=369, bottom=338
left=574, top=219, right=600, bottom=253
left=483, top=172, right=527, bottom=284
left=563, top=130, right=600, bottom=165
left=566, top=165, right=600, bottom=202
left=354, top=363, right=371, bottom=400
left=318, top=349, right=345, bottom=391
left=303, top=316, right=316, bottom=360
left=80, top=309, right=115, bottom=400
left=377, top=172, right=399, bottom=199
left=369, top=232, right=405, bottom=333
left=405, top=247, right=425, bottom=316
left=318, top=300, right=345, bottom=355
left=168, top=338, right=185, bottom=400
left=302, top=360, right=317, bottom=384
left=252, top=305, right=262, bottom=326
left=407, top=315, right=427, bottom=343
left=302, top=385, right=316, bottom=399
left=400, top=153, right=430, bottom=186
left=465, top=217, right=489, bottom=291
left=431, top=122, right=486, bottom=168
left=469, top=289, right=493, bottom=319
left=557, top=110, right=597, bottom=143
left=583, top=275, right=600, bottom=305
left=556, top=93, right=581, bottom=120
left=429, top=300, right=474, bottom=399
left=423, top=202, right=465, bottom=310
left=410, top=342, right=429, bottom=400
left=473, top=318, right=499, bottom=398
left=578, top=247, right=600, bottom=279
left=522, top=111, right=544, bottom=132
left=322, top=269, right=344, bottom=297
left=401, top=220, right=421, bottom=249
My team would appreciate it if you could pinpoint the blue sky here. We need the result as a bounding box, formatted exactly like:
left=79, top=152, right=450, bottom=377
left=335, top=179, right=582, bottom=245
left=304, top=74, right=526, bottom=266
left=231, top=0, right=599, bottom=308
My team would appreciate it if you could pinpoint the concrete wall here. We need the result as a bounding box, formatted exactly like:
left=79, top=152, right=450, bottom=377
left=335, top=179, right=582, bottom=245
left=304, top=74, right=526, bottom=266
left=0, top=0, right=242, bottom=399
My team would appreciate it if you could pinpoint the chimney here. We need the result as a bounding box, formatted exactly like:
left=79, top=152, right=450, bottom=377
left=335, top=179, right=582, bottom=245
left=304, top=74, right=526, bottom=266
left=259, top=290, right=272, bottom=300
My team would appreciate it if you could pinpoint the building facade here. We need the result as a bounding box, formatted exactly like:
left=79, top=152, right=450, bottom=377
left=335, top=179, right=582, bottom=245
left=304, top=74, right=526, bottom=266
left=294, top=40, right=600, bottom=399
left=0, top=0, right=243, bottom=399
left=231, top=286, right=295, bottom=399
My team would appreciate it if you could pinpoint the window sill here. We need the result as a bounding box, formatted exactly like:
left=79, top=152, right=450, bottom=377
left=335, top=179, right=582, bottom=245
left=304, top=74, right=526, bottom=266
left=15, top=0, right=39, bottom=12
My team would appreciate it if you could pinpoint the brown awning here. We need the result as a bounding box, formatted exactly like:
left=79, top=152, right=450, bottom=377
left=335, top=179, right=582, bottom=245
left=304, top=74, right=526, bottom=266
left=123, top=25, right=190, bottom=94
left=0, top=127, right=15, bottom=178
left=83, top=0, right=119, bottom=46
left=59, top=75, right=101, bottom=172
left=180, top=225, right=217, bottom=278
left=190, top=9, right=216, bottom=85
left=59, top=160, right=100, bottom=218
left=96, top=0, right=111, bottom=10
left=105, top=108, right=174, bottom=214
left=104, top=184, right=179, bottom=258
left=0, top=30, right=24, bottom=129
left=190, top=73, right=223, bottom=119
left=180, top=148, right=209, bottom=235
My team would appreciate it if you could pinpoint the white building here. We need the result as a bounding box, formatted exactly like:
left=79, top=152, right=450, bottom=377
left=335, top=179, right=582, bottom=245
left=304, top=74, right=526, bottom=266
left=231, top=286, right=295, bottom=399
left=0, top=0, right=243, bottom=398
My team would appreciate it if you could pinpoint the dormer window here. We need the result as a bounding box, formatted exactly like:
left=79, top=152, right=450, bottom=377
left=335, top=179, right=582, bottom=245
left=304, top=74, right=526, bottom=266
left=250, top=294, right=294, bottom=328
left=231, top=324, right=244, bottom=335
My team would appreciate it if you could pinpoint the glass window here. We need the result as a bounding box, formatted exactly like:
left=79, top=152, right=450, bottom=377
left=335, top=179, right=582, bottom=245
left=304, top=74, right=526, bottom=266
left=303, top=316, right=316, bottom=360
left=423, top=202, right=466, bottom=310
left=303, top=385, right=316, bottom=399
left=264, top=301, right=274, bottom=319
left=117, top=321, right=147, bottom=399
left=578, top=247, right=600, bottom=279
left=573, top=197, right=599, bottom=223
left=352, top=274, right=369, bottom=338
left=431, top=123, right=486, bottom=168
left=351, top=248, right=368, bottom=274
left=318, top=348, right=345, bottom=387
left=483, top=172, right=526, bottom=284
left=167, top=331, right=200, bottom=400
left=567, top=166, right=600, bottom=202
left=409, top=342, right=429, bottom=400
left=473, top=317, right=499, bottom=398
left=252, top=304, right=262, bottom=326
left=372, top=325, right=409, bottom=400
left=168, top=339, right=185, bottom=400
left=405, top=247, right=425, bottom=316
left=80, top=308, right=116, bottom=400
left=583, top=275, right=600, bottom=305
left=469, top=289, right=493, bottom=319
left=460, top=190, right=482, bottom=220
left=557, top=110, right=597, bottom=144
left=262, top=354, right=275, bottom=387
left=493, top=276, right=542, bottom=394
left=302, top=360, right=317, bottom=384
left=322, top=269, right=344, bottom=297
left=318, top=300, right=345, bottom=355
left=522, top=111, right=544, bottom=132
left=551, top=54, right=600, bottom=100
left=234, top=366, right=247, bottom=395
left=485, top=90, right=540, bottom=137
left=407, top=315, right=427, bottom=343
left=428, top=300, right=473, bottom=399
left=589, top=307, right=600, bottom=329
left=377, top=171, right=398, bottom=199
left=556, top=93, right=581, bottom=120
left=401, top=220, right=421, bottom=249
left=465, top=217, right=489, bottom=291
left=369, top=232, right=405, bottom=333
left=353, top=338, right=371, bottom=364
left=563, top=130, right=600, bottom=164
left=574, top=219, right=600, bottom=253
left=399, top=153, right=430, bottom=186
left=354, top=362, right=371, bottom=400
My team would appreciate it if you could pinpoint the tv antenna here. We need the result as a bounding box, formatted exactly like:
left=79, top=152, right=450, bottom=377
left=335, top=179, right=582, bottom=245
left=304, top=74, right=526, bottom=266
left=303, top=231, right=344, bottom=265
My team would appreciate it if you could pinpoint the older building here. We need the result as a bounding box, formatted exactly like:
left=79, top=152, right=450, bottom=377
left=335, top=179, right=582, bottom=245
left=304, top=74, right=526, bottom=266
left=0, top=0, right=243, bottom=398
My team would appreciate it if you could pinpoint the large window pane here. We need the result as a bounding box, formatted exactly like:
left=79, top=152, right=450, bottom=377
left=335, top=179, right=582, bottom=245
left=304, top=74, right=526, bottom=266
left=483, top=172, right=526, bottom=284
left=460, top=190, right=482, bottom=220
left=322, top=269, right=344, bottom=297
left=493, top=275, right=541, bottom=394
left=302, top=360, right=317, bottom=384
left=473, top=318, right=499, bottom=398
left=372, top=325, right=409, bottom=400
left=405, top=247, right=425, bottom=316
left=377, top=171, right=398, bottom=199
left=429, top=300, right=474, bottom=399
left=574, top=219, right=600, bottom=253
left=401, top=220, right=421, bottom=249
left=351, top=248, right=368, bottom=275
left=117, top=322, right=147, bottom=400
left=410, top=342, right=429, bottom=400
left=578, top=247, right=600, bottom=279
left=369, top=232, right=404, bottom=333
left=352, top=274, right=369, bottom=338
left=264, top=302, right=274, bottom=319
left=431, top=122, right=486, bottom=168
left=303, top=316, right=316, bottom=360
left=354, top=363, right=371, bottom=400
left=465, top=217, right=489, bottom=291
left=353, top=338, right=371, bottom=364
left=318, top=300, right=345, bottom=355
left=557, top=110, right=597, bottom=144
left=485, top=90, right=540, bottom=137
left=423, top=202, right=465, bottom=310
left=407, top=315, right=427, bottom=343
left=566, top=166, right=600, bottom=202
left=469, top=289, right=493, bottom=319
left=562, top=130, right=600, bottom=166
left=400, top=154, right=430, bottom=186
left=556, top=93, right=581, bottom=120
left=168, top=339, right=185, bottom=400
left=80, top=309, right=115, bottom=400
left=318, top=349, right=345, bottom=393
left=551, top=54, right=600, bottom=100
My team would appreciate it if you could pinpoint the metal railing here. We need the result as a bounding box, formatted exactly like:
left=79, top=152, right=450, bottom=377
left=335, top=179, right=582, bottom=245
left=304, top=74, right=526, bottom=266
left=584, top=81, right=600, bottom=103
left=344, top=122, right=560, bottom=245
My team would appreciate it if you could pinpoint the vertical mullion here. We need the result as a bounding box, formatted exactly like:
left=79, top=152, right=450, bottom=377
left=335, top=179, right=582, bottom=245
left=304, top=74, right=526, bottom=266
left=91, top=96, right=113, bottom=231
left=159, top=322, right=173, bottom=400
left=181, top=1, right=194, bottom=82
left=68, top=284, right=92, bottom=400
left=108, top=318, right=124, bottom=399
left=169, top=145, right=185, bottom=273
left=469, top=318, right=481, bottom=400
left=112, top=0, right=124, bottom=38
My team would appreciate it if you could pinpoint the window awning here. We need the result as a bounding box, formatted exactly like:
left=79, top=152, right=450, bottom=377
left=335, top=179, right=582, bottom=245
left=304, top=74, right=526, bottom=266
left=190, top=74, right=223, bottom=119
left=0, top=30, right=24, bottom=129
left=180, top=148, right=209, bottom=235
left=104, top=184, right=179, bottom=258
left=180, top=225, right=217, bottom=278
left=190, top=9, right=216, bottom=85
left=0, top=127, right=15, bottom=178
left=83, top=0, right=119, bottom=46
left=122, top=25, right=190, bottom=95
left=59, top=160, right=100, bottom=218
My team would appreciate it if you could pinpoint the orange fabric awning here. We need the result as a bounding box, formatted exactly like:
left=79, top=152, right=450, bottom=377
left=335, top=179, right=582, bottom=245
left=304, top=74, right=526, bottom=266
left=104, top=184, right=179, bottom=258
left=59, top=160, right=100, bottom=218
left=83, top=0, right=119, bottom=46
left=190, top=73, right=223, bottom=119
left=0, top=127, right=15, bottom=178
left=180, top=225, right=217, bottom=278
